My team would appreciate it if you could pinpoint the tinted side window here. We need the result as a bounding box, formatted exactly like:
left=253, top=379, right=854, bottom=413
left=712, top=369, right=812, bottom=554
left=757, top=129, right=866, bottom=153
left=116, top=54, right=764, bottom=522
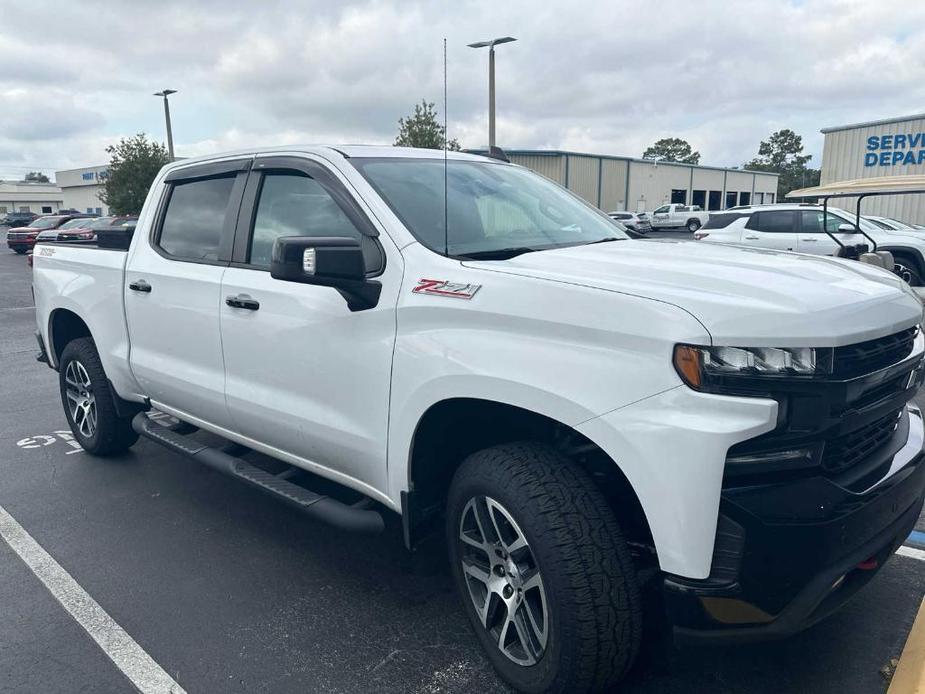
left=702, top=213, right=745, bottom=230
left=158, top=176, right=235, bottom=261
left=249, top=172, right=373, bottom=270
left=747, top=210, right=795, bottom=233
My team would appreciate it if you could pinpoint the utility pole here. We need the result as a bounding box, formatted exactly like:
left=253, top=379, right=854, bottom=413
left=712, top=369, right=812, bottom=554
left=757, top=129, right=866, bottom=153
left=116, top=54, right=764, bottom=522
left=467, top=37, right=517, bottom=148
left=153, top=89, right=178, bottom=160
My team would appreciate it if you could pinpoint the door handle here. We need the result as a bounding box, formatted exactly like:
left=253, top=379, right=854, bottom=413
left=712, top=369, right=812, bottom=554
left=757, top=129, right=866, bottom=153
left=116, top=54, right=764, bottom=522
left=802, top=238, right=818, bottom=242
left=744, top=235, right=759, bottom=240
left=225, top=294, right=260, bottom=311
left=129, top=280, right=152, bottom=293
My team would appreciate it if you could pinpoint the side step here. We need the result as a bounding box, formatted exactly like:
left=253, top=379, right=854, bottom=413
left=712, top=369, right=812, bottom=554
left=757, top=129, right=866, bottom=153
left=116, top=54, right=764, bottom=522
left=132, top=413, right=385, bottom=534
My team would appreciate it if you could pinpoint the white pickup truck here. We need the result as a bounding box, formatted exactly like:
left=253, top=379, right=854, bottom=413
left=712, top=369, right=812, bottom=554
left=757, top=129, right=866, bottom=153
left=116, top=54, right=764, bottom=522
left=32, top=146, right=925, bottom=694
left=649, top=202, right=710, bottom=232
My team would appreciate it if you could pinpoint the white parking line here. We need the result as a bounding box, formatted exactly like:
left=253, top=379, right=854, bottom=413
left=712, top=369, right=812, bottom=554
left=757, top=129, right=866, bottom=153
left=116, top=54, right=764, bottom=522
left=0, top=504, right=185, bottom=693
left=898, top=545, right=925, bottom=562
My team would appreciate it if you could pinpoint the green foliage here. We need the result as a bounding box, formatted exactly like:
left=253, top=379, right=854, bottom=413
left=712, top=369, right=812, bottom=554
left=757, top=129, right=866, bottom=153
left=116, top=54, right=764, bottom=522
left=24, top=171, right=50, bottom=183
left=98, top=133, right=171, bottom=215
left=394, top=100, right=460, bottom=151
left=744, top=129, right=820, bottom=200
left=642, top=137, right=700, bottom=165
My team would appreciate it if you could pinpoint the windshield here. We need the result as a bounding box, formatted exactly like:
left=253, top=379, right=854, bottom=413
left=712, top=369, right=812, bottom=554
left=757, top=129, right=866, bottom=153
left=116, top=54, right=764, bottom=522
left=351, top=158, right=627, bottom=258
left=28, top=216, right=62, bottom=229
left=59, top=218, right=95, bottom=229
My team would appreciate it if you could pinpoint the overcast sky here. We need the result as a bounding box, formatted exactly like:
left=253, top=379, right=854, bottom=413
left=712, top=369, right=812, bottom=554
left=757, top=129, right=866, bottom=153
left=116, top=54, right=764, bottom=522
left=2, top=0, right=924, bottom=180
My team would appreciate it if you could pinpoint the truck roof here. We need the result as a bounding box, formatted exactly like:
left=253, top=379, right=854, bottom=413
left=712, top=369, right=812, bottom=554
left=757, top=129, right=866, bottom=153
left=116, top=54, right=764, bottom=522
left=162, top=145, right=497, bottom=175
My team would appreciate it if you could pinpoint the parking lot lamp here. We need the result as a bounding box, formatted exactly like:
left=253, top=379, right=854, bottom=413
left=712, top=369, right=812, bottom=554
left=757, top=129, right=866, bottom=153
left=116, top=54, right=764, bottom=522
left=153, top=90, right=177, bottom=160
left=467, top=37, right=517, bottom=148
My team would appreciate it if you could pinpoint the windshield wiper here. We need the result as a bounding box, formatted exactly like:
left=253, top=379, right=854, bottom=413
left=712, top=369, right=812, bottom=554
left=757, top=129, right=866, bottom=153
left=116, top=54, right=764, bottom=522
left=582, top=236, right=625, bottom=246
left=457, top=247, right=540, bottom=260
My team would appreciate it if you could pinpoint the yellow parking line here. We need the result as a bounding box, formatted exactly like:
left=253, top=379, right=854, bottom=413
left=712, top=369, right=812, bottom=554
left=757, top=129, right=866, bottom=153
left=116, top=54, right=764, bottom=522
left=890, top=597, right=925, bottom=694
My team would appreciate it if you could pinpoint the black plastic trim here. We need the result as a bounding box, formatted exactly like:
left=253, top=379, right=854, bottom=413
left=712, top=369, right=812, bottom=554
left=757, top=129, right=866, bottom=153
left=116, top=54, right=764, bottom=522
left=164, top=158, right=252, bottom=183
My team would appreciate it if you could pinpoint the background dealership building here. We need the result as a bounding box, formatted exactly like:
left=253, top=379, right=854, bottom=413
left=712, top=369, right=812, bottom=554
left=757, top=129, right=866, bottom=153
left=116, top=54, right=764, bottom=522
left=820, top=112, right=925, bottom=224
left=482, top=150, right=779, bottom=213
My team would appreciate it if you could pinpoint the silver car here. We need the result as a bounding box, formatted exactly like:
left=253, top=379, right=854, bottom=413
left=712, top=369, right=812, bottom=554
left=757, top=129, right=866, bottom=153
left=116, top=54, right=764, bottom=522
left=608, top=210, right=651, bottom=234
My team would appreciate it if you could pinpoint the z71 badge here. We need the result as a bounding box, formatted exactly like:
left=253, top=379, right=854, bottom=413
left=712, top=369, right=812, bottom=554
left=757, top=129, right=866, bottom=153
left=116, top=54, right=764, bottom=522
left=412, top=279, right=481, bottom=300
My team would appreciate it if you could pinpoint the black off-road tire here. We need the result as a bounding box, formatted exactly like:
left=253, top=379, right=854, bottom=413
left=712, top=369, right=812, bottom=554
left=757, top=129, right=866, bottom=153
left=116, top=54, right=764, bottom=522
left=446, top=443, right=643, bottom=693
left=59, top=337, right=138, bottom=456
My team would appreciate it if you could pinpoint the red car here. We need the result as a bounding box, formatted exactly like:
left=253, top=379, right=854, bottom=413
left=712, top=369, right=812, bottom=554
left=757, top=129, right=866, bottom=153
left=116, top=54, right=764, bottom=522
left=6, top=214, right=97, bottom=254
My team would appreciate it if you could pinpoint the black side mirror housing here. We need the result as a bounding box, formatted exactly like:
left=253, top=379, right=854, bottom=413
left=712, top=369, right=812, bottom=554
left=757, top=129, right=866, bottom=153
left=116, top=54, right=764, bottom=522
left=270, top=236, right=381, bottom=311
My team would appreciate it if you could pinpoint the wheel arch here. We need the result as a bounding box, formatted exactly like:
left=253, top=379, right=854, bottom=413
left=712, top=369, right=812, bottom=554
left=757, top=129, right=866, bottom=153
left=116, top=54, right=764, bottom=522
left=880, top=245, right=925, bottom=276
left=48, top=307, right=92, bottom=368
left=402, top=397, right=656, bottom=562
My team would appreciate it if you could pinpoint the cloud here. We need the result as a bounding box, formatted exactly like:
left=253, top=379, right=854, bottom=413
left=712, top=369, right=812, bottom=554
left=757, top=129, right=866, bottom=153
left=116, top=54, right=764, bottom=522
left=1, top=0, right=925, bottom=179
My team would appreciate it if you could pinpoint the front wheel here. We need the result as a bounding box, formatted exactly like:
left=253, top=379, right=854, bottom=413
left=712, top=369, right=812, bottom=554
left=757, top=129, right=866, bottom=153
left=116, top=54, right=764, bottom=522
left=894, top=259, right=923, bottom=286
left=59, top=337, right=138, bottom=456
left=447, top=443, right=642, bottom=693
left=686, top=219, right=702, bottom=232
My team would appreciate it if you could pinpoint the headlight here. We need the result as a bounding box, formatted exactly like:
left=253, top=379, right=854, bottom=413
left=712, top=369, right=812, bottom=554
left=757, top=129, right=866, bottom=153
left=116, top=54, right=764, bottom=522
left=673, top=344, right=834, bottom=391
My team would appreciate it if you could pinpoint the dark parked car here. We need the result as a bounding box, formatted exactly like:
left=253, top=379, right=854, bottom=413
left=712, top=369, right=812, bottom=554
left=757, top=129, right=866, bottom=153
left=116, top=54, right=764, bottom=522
left=6, top=213, right=97, bottom=253
left=1, top=211, right=38, bottom=227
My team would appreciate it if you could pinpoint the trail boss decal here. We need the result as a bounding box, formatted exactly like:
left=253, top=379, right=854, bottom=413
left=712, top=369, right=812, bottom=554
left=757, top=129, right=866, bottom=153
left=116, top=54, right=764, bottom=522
left=412, top=279, right=481, bottom=300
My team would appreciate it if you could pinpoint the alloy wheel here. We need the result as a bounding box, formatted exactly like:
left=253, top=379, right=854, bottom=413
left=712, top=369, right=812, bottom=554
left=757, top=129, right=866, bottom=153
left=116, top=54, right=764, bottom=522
left=458, top=495, right=549, bottom=666
left=64, top=360, right=97, bottom=438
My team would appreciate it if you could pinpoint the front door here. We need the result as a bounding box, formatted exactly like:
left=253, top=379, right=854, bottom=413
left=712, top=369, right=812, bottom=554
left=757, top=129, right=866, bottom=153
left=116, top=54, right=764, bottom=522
left=219, top=156, right=399, bottom=495
left=797, top=210, right=866, bottom=256
left=125, top=161, right=249, bottom=427
left=739, top=210, right=799, bottom=251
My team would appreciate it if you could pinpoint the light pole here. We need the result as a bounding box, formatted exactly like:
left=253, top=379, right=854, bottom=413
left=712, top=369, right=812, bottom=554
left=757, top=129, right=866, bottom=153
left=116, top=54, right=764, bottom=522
left=467, top=37, right=516, bottom=148
left=153, top=89, right=177, bottom=160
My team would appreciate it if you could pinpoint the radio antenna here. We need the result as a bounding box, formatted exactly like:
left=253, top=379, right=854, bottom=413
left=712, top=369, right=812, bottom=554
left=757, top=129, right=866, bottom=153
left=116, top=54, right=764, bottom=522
left=443, top=37, right=449, bottom=258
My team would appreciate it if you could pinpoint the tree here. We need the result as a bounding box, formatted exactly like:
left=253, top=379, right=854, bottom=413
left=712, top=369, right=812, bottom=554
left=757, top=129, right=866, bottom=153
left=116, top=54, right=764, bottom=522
left=744, top=129, right=820, bottom=200
left=642, top=138, right=700, bottom=165
left=99, top=133, right=171, bottom=215
left=24, top=171, right=50, bottom=183
left=394, top=100, right=460, bottom=150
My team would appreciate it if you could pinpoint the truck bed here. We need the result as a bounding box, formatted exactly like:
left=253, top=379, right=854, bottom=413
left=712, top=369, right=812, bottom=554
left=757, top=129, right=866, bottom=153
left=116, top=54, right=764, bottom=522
left=32, top=244, right=142, bottom=401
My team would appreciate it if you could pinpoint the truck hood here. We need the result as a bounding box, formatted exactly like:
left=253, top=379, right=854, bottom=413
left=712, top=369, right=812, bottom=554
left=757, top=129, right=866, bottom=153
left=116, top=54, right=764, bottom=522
left=464, top=239, right=923, bottom=346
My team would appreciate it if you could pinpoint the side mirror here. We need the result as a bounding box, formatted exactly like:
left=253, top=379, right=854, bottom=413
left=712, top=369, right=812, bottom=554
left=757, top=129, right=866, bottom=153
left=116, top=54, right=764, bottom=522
left=270, top=236, right=381, bottom=311
left=837, top=223, right=857, bottom=233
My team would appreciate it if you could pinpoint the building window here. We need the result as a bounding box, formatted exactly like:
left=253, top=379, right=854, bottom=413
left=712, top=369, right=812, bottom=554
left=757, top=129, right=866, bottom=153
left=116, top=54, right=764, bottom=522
left=766, top=192, right=775, bottom=204
left=670, top=189, right=687, bottom=204
left=41, top=206, right=52, bottom=213
left=95, top=207, right=102, bottom=215
left=739, top=192, right=751, bottom=206
left=725, top=192, right=737, bottom=209
left=753, top=193, right=763, bottom=205
left=708, top=191, right=722, bottom=210
left=0, top=206, right=6, bottom=213
left=691, top=190, right=706, bottom=209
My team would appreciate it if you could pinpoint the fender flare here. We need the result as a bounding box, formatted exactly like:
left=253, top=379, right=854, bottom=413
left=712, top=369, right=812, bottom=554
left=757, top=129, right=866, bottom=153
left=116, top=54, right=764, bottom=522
left=879, top=245, right=925, bottom=275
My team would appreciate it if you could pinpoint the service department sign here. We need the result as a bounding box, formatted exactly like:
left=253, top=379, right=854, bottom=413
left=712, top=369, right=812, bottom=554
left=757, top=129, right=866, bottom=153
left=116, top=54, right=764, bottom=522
left=865, top=133, right=925, bottom=167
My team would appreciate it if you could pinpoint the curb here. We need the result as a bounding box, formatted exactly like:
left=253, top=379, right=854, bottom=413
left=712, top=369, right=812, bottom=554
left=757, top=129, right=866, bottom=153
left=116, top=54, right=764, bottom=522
left=890, top=596, right=925, bottom=694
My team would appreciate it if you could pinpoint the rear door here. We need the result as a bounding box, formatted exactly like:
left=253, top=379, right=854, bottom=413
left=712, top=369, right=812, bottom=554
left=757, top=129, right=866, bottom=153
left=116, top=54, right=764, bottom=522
left=125, top=159, right=249, bottom=427
left=739, top=210, right=799, bottom=251
left=218, top=155, right=399, bottom=494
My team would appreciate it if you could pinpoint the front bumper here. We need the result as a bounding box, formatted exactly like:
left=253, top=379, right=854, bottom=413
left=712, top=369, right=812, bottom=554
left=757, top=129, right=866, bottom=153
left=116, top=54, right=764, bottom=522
left=7, top=234, right=37, bottom=250
left=665, top=404, right=925, bottom=643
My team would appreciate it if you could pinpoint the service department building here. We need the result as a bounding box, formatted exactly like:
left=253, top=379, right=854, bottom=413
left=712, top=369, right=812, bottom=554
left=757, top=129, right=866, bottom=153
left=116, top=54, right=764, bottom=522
left=820, top=112, right=925, bottom=225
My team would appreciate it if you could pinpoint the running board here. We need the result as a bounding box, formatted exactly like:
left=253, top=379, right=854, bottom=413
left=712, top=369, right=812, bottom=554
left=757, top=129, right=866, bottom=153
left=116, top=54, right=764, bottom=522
left=132, top=413, right=385, bottom=534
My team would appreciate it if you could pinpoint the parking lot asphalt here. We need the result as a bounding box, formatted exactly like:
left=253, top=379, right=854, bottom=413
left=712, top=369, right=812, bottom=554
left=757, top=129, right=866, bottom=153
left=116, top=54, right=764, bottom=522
left=1, top=229, right=924, bottom=693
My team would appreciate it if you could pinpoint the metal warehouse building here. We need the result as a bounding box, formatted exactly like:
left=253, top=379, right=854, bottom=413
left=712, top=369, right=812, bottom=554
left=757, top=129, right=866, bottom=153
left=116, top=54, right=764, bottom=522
left=821, top=113, right=925, bottom=225
left=490, top=150, right=779, bottom=213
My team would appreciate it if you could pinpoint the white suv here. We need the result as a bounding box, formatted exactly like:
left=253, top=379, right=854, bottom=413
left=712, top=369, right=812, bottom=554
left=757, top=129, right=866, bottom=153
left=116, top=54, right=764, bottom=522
left=695, top=204, right=925, bottom=285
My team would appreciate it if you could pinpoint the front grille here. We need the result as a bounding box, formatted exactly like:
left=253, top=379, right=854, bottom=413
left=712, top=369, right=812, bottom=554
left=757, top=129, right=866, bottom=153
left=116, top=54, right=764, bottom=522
left=820, top=409, right=904, bottom=474
left=834, top=328, right=917, bottom=378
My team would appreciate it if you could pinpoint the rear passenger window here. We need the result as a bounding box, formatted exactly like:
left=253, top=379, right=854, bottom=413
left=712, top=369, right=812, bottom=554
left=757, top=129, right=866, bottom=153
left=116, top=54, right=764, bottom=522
left=747, top=210, right=795, bottom=233
left=158, top=176, right=236, bottom=261
left=702, top=214, right=744, bottom=230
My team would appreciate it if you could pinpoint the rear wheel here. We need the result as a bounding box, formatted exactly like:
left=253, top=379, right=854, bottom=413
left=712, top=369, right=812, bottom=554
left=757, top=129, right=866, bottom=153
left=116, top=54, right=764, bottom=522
left=12, top=248, right=26, bottom=255
left=686, top=219, right=701, bottom=232
left=447, top=443, right=642, bottom=693
left=59, top=337, right=138, bottom=456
